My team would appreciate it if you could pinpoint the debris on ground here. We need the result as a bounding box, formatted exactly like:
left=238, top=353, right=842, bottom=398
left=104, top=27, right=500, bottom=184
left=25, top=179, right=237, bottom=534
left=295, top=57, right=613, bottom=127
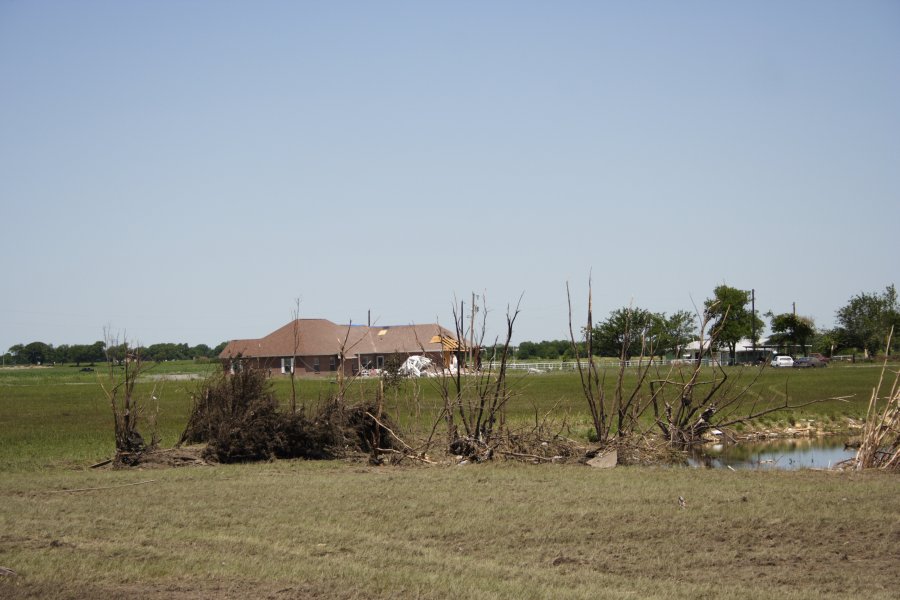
left=178, top=369, right=399, bottom=464
left=397, top=355, right=433, bottom=378
left=586, top=449, right=617, bottom=469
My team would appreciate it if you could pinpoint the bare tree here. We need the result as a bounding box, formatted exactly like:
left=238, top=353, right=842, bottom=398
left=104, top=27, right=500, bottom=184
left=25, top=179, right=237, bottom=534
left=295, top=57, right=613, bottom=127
left=568, top=279, right=836, bottom=454
left=649, top=303, right=838, bottom=445
left=428, top=294, right=522, bottom=460
left=567, top=279, right=658, bottom=444
left=289, top=297, right=301, bottom=414
left=471, top=294, right=521, bottom=444
left=99, top=329, right=158, bottom=465
left=650, top=305, right=731, bottom=445
left=567, top=279, right=607, bottom=443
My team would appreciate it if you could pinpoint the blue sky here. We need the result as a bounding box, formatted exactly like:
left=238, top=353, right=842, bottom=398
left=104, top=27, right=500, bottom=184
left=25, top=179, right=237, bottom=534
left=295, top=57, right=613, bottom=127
left=1, top=1, right=898, bottom=351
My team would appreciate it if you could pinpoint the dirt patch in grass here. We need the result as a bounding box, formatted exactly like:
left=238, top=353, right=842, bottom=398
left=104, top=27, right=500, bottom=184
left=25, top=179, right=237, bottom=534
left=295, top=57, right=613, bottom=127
left=0, top=580, right=333, bottom=600
left=110, top=447, right=209, bottom=470
left=1, top=464, right=898, bottom=600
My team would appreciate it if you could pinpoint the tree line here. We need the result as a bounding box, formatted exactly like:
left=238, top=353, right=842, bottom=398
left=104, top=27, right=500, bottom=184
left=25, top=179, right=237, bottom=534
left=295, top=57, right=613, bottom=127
left=4, top=283, right=896, bottom=366
left=514, top=309, right=696, bottom=360
left=512, top=283, right=899, bottom=361
left=2, top=340, right=229, bottom=366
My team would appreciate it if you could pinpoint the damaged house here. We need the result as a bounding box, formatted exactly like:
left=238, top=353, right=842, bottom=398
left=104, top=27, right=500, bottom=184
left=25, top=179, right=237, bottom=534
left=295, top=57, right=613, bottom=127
left=218, top=319, right=463, bottom=376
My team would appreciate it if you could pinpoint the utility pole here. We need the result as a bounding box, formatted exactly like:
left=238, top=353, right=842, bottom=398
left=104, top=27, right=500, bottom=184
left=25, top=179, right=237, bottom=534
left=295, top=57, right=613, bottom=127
left=460, top=298, right=465, bottom=369
left=751, top=289, right=756, bottom=354
left=469, top=292, right=476, bottom=368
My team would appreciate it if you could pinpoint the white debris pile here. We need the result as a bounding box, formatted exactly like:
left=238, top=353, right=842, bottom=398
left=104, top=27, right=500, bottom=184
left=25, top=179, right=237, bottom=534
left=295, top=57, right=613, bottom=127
left=397, top=355, right=433, bottom=378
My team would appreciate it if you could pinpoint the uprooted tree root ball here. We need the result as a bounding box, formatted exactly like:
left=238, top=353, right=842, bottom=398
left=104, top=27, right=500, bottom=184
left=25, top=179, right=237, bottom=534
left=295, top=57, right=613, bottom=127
left=178, top=368, right=399, bottom=463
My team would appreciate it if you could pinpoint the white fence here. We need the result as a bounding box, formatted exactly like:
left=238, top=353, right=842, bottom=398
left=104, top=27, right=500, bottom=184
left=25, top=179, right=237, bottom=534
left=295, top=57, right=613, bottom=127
left=499, top=358, right=720, bottom=372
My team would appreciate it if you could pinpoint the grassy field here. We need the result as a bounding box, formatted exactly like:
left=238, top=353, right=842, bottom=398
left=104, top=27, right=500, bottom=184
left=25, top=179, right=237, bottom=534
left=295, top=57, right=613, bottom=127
left=1, top=362, right=898, bottom=599
left=0, top=361, right=884, bottom=472
left=1, top=461, right=898, bottom=599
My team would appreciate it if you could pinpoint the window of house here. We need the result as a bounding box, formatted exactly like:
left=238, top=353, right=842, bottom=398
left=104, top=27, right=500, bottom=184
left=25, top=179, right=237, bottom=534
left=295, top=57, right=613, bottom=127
left=329, top=356, right=336, bottom=371
left=376, top=355, right=384, bottom=369
left=282, top=357, right=293, bottom=374
left=313, top=358, right=320, bottom=373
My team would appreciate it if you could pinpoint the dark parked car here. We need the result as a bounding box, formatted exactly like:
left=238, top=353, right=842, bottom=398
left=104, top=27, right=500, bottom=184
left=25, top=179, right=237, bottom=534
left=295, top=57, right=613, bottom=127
left=793, top=357, right=827, bottom=368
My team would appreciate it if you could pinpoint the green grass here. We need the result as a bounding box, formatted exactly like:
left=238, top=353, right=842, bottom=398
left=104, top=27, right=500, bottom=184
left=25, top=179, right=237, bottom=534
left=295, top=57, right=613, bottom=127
left=0, top=362, right=882, bottom=472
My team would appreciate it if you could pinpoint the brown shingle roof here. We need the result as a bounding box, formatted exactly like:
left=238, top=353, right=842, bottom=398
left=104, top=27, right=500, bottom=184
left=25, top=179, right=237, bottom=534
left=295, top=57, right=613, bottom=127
left=367, top=324, right=458, bottom=355
left=219, top=319, right=460, bottom=359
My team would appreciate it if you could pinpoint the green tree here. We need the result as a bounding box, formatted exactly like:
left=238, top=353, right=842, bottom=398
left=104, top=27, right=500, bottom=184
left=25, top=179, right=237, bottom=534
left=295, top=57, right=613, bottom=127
left=592, top=306, right=657, bottom=359
left=105, top=343, right=129, bottom=364
left=516, top=341, right=538, bottom=360
left=655, top=310, right=697, bottom=358
left=811, top=329, right=839, bottom=357
left=53, top=344, right=71, bottom=364
left=538, top=340, right=569, bottom=359
left=704, top=285, right=764, bottom=365
left=835, top=284, right=900, bottom=357
left=767, top=312, right=816, bottom=356
left=69, top=341, right=106, bottom=365
left=190, top=343, right=212, bottom=358
left=7, top=344, right=25, bottom=365
left=21, top=341, right=53, bottom=365
left=145, top=342, right=191, bottom=362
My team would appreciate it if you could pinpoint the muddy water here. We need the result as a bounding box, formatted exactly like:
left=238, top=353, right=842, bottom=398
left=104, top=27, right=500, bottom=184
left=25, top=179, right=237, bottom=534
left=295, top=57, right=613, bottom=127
left=689, top=436, right=856, bottom=470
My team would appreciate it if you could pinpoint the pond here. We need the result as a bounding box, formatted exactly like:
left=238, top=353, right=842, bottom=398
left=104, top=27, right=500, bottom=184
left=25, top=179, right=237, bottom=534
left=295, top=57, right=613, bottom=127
left=688, top=436, right=857, bottom=470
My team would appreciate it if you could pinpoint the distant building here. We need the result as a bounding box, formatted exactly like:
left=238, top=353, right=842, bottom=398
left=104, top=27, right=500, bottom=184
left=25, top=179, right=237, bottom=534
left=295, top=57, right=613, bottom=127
left=219, top=319, right=462, bottom=376
left=683, top=337, right=782, bottom=365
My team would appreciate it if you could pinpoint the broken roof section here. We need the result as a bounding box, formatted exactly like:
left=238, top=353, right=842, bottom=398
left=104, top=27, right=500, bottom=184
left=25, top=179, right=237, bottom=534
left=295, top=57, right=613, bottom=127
left=219, top=319, right=462, bottom=359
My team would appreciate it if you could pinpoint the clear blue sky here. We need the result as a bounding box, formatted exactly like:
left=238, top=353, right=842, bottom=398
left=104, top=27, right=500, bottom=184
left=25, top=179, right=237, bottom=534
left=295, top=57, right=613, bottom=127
left=1, top=1, right=898, bottom=351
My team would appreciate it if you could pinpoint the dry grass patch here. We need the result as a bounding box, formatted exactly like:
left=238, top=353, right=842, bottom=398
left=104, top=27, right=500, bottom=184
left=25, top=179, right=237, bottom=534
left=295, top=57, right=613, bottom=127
left=1, top=462, right=898, bottom=599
